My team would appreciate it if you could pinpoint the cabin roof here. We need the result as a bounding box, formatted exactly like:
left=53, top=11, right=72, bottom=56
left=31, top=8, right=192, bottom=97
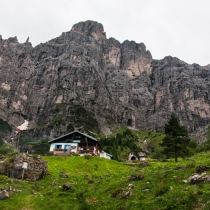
left=138, top=152, right=147, bottom=157
left=48, top=130, right=102, bottom=148
left=101, top=150, right=112, bottom=157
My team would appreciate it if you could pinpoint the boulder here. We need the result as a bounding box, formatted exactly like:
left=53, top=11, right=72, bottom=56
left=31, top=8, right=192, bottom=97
left=63, top=183, right=71, bottom=191
left=111, top=188, right=124, bottom=198
left=59, top=172, right=69, bottom=178
left=188, top=173, right=210, bottom=184
left=88, top=178, right=94, bottom=184
left=0, top=153, right=48, bottom=180
left=127, top=174, right=144, bottom=182
left=196, top=165, right=210, bottom=173
left=0, top=190, right=9, bottom=199
left=0, top=155, right=5, bottom=160
left=123, top=191, right=132, bottom=199
left=128, top=184, right=134, bottom=189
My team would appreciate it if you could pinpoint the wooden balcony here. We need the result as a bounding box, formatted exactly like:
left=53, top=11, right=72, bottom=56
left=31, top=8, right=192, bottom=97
left=77, top=149, right=94, bottom=154
left=53, top=149, right=71, bottom=155
left=52, top=149, right=99, bottom=156
left=77, top=149, right=100, bottom=156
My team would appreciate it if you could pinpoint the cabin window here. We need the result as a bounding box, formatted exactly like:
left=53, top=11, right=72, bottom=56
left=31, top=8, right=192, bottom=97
left=72, top=140, right=80, bottom=143
left=65, top=145, right=71, bottom=149
left=55, top=144, right=62, bottom=149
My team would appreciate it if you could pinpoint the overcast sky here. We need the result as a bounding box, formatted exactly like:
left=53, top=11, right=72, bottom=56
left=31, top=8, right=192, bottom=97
left=1, top=0, right=210, bottom=66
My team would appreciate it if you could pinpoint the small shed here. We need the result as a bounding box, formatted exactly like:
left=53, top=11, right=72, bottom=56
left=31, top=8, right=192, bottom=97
left=138, top=152, right=147, bottom=161
left=128, top=152, right=138, bottom=161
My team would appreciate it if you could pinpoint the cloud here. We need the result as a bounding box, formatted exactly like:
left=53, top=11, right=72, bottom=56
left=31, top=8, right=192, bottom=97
left=1, top=0, right=210, bottom=65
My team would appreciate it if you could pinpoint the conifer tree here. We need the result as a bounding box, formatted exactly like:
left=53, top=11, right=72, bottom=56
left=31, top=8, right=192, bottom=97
left=161, top=113, right=190, bottom=162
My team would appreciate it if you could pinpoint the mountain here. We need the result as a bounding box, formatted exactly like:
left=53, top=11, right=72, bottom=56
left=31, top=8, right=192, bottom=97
left=0, top=20, right=210, bottom=138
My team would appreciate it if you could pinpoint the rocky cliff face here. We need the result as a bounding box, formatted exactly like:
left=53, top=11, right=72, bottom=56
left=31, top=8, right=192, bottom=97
left=0, top=20, right=210, bottom=138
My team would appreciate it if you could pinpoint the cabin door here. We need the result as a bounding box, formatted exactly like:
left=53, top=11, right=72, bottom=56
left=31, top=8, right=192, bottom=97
left=64, top=145, right=71, bottom=153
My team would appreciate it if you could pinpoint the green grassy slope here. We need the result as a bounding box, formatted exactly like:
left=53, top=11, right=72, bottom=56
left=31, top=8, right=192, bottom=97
left=1, top=153, right=210, bottom=210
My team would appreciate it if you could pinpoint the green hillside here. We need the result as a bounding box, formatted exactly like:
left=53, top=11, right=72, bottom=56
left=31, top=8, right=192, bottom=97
left=1, top=153, right=210, bottom=210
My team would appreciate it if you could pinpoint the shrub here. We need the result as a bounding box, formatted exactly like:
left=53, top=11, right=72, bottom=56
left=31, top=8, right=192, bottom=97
left=0, top=118, right=12, bottom=133
left=0, top=175, right=10, bottom=183
left=0, top=144, right=14, bottom=155
left=94, top=164, right=98, bottom=170
left=84, top=155, right=92, bottom=160
left=47, top=151, right=54, bottom=156
left=31, top=139, right=50, bottom=155
left=185, top=158, right=196, bottom=168
left=111, top=188, right=124, bottom=198
left=71, top=152, right=79, bottom=156
left=127, top=172, right=144, bottom=182
left=154, top=184, right=170, bottom=197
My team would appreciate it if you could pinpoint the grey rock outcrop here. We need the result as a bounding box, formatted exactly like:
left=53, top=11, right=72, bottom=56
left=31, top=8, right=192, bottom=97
left=0, top=153, right=48, bottom=180
left=188, top=173, right=210, bottom=184
left=195, top=165, right=210, bottom=173
left=63, top=183, right=71, bottom=191
left=0, top=186, right=21, bottom=193
left=126, top=174, right=144, bottom=182
left=0, top=20, right=210, bottom=139
left=0, top=190, right=9, bottom=199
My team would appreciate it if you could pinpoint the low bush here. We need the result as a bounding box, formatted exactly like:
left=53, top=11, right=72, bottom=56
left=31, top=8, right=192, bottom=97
left=47, top=151, right=54, bottom=156
left=0, top=143, right=15, bottom=155
left=154, top=184, right=170, bottom=197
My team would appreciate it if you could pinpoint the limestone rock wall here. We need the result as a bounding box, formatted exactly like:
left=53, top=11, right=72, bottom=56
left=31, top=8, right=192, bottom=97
left=0, top=20, right=210, bottom=137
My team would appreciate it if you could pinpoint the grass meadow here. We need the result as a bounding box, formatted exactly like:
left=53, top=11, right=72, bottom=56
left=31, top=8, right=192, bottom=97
left=1, top=152, right=210, bottom=209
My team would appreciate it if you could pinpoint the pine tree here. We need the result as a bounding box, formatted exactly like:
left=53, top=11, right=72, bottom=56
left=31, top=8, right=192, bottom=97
left=161, top=113, right=190, bottom=162
left=202, top=125, right=210, bottom=151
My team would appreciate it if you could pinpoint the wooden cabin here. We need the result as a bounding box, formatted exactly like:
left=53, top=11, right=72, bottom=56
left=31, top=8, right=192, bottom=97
left=48, top=130, right=112, bottom=159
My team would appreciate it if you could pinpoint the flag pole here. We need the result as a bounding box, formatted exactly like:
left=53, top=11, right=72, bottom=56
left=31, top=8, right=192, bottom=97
left=16, top=120, right=29, bottom=151
left=17, top=132, right=20, bottom=151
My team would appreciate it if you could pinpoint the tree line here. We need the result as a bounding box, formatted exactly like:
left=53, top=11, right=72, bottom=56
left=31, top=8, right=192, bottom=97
left=100, top=114, right=210, bottom=162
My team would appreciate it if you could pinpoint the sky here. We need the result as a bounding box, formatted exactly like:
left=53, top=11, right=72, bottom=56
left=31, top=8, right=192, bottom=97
left=1, top=0, right=210, bottom=66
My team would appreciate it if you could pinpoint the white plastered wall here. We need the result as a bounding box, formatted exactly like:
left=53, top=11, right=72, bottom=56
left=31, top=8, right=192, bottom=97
left=50, top=143, right=78, bottom=152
